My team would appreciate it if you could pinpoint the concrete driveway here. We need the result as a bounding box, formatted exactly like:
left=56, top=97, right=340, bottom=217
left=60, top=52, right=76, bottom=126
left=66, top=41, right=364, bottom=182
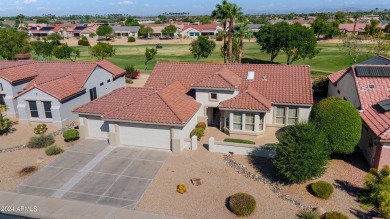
left=14, top=139, right=170, bottom=210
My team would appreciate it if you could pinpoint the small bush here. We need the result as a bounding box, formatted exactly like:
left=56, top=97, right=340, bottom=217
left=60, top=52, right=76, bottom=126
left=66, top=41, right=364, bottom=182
left=63, top=129, right=79, bottom=142
left=125, top=77, right=133, bottom=84
left=78, top=35, right=90, bottom=46
left=124, top=64, right=135, bottom=74
left=27, top=134, right=55, bottom=148
left=299, top=209, right=319, bottom=219
left=216, top=35, right=223, bottom=41
left=224, top=138, right=256, bottom=145
left=195, top=122, right=206, bottom=129
left=229, top=193, right=256, bottom=217
left=36, top=37, right=41, bottom=41
left=128, top=36, right=136, bottom=42
left=33, top=124, right=47, bottom=135
left=311, top=180, right=334, bottom=199
left=45, top=145, right=64, bottom=156
left=312, top=76, right=329, bottom=97
left=190, top=127, right=205, bottom=140
left=89, top=32, right=97, bottom=38
left=324, top=211, right=349, bottom=219
left=177, top=183, right=187, bottom=194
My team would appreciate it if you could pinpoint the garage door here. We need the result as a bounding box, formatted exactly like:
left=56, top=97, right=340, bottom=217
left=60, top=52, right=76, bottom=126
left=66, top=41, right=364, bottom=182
left=87, top=116, right=109, bottom=139
left=119, top=123, right=171, bottom=150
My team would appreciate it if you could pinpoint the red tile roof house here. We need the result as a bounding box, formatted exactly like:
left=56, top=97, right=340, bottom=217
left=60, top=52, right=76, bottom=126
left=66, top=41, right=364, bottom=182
left=73, top=62, right=313, bottom=151
left=327, top=56, right=390, bottom=168
left=0, top=60, right=125, bottom=127
left=181, top=24, right=224, bottom=38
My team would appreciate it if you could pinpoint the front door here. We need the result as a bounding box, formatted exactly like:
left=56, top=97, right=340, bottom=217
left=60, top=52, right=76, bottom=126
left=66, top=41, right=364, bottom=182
left=208, top=107, right=221, bottom=127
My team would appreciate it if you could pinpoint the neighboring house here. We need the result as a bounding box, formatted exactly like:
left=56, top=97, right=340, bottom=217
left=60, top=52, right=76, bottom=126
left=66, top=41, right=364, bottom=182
left=181, top=24, right=223, bottom=38
left=339, top=23, right=367, bottom=34
left=74, top=62, right=313, bottom=151
left=113, top=26, right=140, bottom=38
left=0, top=60, right=125, bottom=127
left=28, top=26, right=61, bottom=37
left=247, top=24, right=264, bottom=33
left=327, top=56, right=390, bottom=168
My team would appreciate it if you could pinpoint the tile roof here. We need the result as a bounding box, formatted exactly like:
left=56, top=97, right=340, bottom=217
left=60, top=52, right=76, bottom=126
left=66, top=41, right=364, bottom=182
left=112, top=26, right=140, bottom=32
left=191, top=67, right=241, bottom=89
left=146, top=62, right=313, bottom=105
left=182, top=24, right=220, bottom=32
left=328, top=67, right=351, bottom=84
left=339, top=23, right=367, bottom=32
left=74, top=81, right=201, bottom=125
left=220, top=86, right=272, bottom=111
left=0, top=60, right=125, bottom=101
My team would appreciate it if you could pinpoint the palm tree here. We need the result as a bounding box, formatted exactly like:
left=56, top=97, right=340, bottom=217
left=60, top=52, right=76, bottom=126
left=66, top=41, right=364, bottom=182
left=211, top=0, right=229, bottom=63
left=225, top=2, right=244, bottom=63
left=233, top=23, right=252, bottom=63
left=16, top=14, right=25, bottom=29
left=353, top=13, right=360, bottom=34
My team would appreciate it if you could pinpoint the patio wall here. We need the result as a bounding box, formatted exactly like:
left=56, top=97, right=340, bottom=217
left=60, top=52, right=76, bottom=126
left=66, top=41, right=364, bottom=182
left=208, top=137, right=276, bottom=158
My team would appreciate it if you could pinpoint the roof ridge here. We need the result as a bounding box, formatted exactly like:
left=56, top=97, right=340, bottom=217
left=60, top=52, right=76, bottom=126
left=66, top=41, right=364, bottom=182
left=0, top=61, right=34, bottom=71
left=246, top=87, right=271, bottom=106
left=155, top=61, right=311, bottom=68
left=156, top=90, right=184, bottom=123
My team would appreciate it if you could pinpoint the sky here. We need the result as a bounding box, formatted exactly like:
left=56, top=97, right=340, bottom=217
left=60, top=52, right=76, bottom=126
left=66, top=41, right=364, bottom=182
left=0, top=0, right=389, bottom=16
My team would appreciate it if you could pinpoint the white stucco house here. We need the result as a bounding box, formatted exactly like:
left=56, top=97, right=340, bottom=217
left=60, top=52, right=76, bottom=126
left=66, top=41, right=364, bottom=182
left=113, top=26, right=140, bottom=38
left=181, top=24, right=223, bottom=38
left=327, top=56, right=390, bottom=169
left=0, top=60, right=125, bottom=127
left=74, top=62, right=313, bottom=151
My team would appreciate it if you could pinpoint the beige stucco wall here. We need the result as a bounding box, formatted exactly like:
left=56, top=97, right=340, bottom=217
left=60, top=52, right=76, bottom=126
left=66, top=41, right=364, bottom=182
left=327, top=72, right=361, bottom=108
left=195, top=88, right=239, bottom=116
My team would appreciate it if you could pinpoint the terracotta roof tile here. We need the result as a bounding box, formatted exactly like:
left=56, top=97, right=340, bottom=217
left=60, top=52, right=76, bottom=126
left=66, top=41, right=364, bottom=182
left=328, top=67, right=351, bottom=84
left=97, top=59, right=125, bottom=78
left=220, top=86, right=272, bottom=111
left=0, top=62, right=37, bottom=83
left=192, top=67, right=241, bottom=89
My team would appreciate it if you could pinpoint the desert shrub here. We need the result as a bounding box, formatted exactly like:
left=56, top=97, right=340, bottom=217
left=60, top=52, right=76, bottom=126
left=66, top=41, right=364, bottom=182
left=125, top=77, right=133, bottom=84
left=273, top=123, right=330, bottom=183
left=229, top=193, right=256, bottom=217
left=63, top=129, right=79, bottom=142
left=33, top=124, right=47, bottom=135
left=177, top=183, right=187, bottom=194
left=361, top=165, right=390, bottom=208
left=311, top=180, right=334, bottom=199
left=216, top=35, right=223, bottom=41
left=0, top=113, right=12, bottom=135
left=224, top=138, right=256, bottom=145
left=45, top=145, right=64, bottom=156
left=128, top=36, right=136, bottom=42
left=124, top=64, right=135, bottom=74
left=195, top=122, right=206, bottom=129
left=379, top=191, right=390, bottom=219
left=78, top=35, right=90, bottom=46
left=299, top=209, right=319, bottom=219
left=312, top=76, right=329, bottom=97
left=324, top=211, right=349, bottom=219
left=309, top=96, right=362, bottom=154
left=27, top=134, right=55, bottom=148
left=190, top=127, right=205, bottom=140
left=19, top=166, right=37, bottom=176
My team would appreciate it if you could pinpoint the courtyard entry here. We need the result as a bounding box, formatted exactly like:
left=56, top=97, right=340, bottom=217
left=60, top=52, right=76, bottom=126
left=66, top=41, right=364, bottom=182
left=208, top=107, right=221, bottom=128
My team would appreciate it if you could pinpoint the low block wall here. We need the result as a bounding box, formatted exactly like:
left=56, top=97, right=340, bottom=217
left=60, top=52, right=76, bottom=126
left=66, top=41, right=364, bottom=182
left=208, top=137, right=276, bottom=158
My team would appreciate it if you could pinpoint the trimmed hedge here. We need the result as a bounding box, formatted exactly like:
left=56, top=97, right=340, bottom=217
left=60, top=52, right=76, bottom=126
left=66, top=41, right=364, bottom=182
left=311, top=180, right=334, bottom=199
left=229, top=193, right=256, bottom=217
left=27, top=134, right=55, bottom=148
left=325, top=211, right=349, bottom=219
left=224, top=138, right=256, bottom=145
left=312, top=76, right=329, bottom=97
left=190, top=127, right=205, bottom=140
left=128, top=36, right=136, bottom=42
left=195, top=122, right=206, bottom=129
left=45, top=145, right=64, bottom=156
left=309, top=96, right=362, bottom=154
left=63, top=129, right=79, bottom=142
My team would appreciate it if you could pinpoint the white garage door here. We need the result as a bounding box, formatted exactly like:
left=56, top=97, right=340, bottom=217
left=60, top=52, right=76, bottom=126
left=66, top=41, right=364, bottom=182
left=119, top=123, right=171, bottom=150
left=87, top=116, right=109, bottom=139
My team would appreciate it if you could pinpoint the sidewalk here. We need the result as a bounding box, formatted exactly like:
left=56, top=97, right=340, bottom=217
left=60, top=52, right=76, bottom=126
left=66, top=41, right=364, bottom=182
left=0, top=192, right=180, bottom=219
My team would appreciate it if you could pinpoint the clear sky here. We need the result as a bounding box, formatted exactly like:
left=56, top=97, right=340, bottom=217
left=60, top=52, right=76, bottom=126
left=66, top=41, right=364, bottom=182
left=0, top=0, right=389, bottom=16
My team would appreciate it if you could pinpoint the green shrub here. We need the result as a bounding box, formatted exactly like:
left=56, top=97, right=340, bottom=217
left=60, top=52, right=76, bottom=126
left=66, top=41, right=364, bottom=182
left=125, top=77, right=133, bottom=84
left=89, top=32, right=97, bottom=38
left=45, top=145, right=64, bottom=156
left=273, top=123, right=330, bottom=183
left=27, top=134, right=55, bottom=148
left=299, top=209, right=319, bottom=219
left=124, top=64, right=135, bottom=74
left=36, top=37, right=41, bottom=40
left=0, top=113, right=12, bottom=135
left=33, top=124, right=47, bottom=135
left=216, top=35, right=223, bottom=41
left=78, top=35, right=90, bottom=46
left=195, top=122, right=206, bottom=129
left=224, top=138, right=256, bottom=145
left=309, top=96, right=362, bottom=154
left=229, top=193, right=256, bottom=217
left=63, top=129, right=79, bottom=142
left=128, top=36, right=136, bottom=42
left=324, top=211, right=349, bottom=219
left=311, top=180, right=334, bottom=199
left=190, top=127, right=205, bottom=140
left=312, top=76, right=329, bottom=97
left=361, top=165, right=390, bottom=207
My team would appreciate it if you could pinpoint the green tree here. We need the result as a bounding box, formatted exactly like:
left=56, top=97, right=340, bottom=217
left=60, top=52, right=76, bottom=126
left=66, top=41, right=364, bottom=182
left=138, top=25, right=154, bottom=37
left=200, top=16, right=211, bottom=24
left=352, top=13, right=360, bottom=33
left=189, top=35, right=216, bottom=61
left=283, top=23, right=320, bottom=65
left=16, top=14, right=25, bottom=29
left=211, top=1, right=229, bottom=63
left=36, top=17, right=49, bottom=24
left=339, top=34, right=365, bottom=63
left=0, top=28, right=30, bottom=60
left=233, top=23, right=252, bottom=63
left=365, top=19, right=382, bottom=36
left=385, top=24, right=390, bottom=33
left=89, top=42, right=115, bottom=60
left=31, top=40, right=55, bottom=60
left=273, top=123, right=330, bottom=184
left=46, top=33, right=64, bottom=46
left=161, top=24, right=177, bottom=37
left=125, top=16, right=140, bottom=26
left=96, top=25, right=114, bottom=40
left=312, top=18, right=328, bottom=39
left=309, top=96, right=362, bottom=154
left=225, top=1, right=244, bottom=63
left=158, top=15, right=168, bottom=23
left=256, top=22, right=289, bottom=63
left=326, top=21, right=341, bottom=39
left=371, top=33, right=390, bottom=56
left=145, top=48, right=157, bottom=69
left=361, top=166, right=390, bottom=208
left=53, top=44, right=80, bottom=62
left=335, top=11, right=346, bottom=21
left=0, top=113, right=12, bottom=135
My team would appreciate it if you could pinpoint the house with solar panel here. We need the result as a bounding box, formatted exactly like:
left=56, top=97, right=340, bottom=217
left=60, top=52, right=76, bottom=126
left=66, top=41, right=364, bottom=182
left=328, top=56, right=390, bottom=168
left=28, top=26, right=61, bottom=38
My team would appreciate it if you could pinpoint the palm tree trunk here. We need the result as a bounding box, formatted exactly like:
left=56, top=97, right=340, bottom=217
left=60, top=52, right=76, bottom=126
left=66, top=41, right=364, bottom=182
left=353, top=19, right=357, bottom=34
left=238, top=36, right=243, bottom=64
left=223, top=23, right=227, bottom=63
left=228, top=19, right=234, bottom=63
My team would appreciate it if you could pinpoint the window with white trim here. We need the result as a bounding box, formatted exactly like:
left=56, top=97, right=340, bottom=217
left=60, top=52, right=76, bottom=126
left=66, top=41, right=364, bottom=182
left=28, top=101, right=39, bottom=118
left=275, top=107, right=286, bottom=124
left=275, top=106, right=299, bottom=125
left=245, top=113, right=255, bottom=131
left=287, top=107, right=298, bottom=125
left=210, top=93, right=217, bottom=101
left=43, top=101, right=52, bottom=119
left=233, top=113, right=242, bottom=130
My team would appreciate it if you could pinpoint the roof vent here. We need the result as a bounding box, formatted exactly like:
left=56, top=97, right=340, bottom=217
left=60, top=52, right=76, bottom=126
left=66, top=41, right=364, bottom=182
left=247, top=71, right=255, bottom=80
left=262, top=75, right=267, bottom=81
left=369, top=84, right=375, bottom=89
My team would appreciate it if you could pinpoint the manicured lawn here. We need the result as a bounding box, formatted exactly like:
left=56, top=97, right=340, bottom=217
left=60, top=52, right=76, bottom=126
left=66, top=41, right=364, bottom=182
left=36, top=42, right=373, bottom=75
